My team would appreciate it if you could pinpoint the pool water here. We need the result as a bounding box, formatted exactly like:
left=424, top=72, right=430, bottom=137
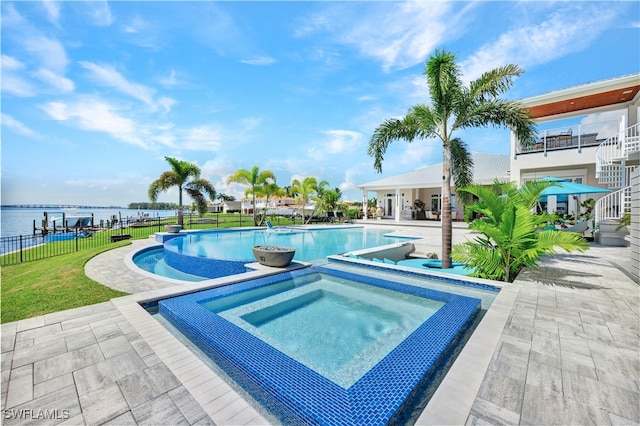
left=201, top=273, right=443, bottom=388
left=134, top=227, right=415, bottom=280
left=165, top=227, right=411, bottom=261
left=157, top=266, right=482, bottom=425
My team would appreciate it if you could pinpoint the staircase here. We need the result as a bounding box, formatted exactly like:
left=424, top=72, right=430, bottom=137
left=594, top=123, right=638, bottom=245
left=596, top=123, right=640, bottom=188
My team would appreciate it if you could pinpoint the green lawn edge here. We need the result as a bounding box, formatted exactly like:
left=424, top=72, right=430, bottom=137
left=1, top=242, right=130, bottom=324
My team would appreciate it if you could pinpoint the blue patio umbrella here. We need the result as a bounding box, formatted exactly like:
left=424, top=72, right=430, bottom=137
left=537, top=176, right=611, bottom=196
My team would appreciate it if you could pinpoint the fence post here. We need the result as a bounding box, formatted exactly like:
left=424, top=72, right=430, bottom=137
left=19, top=235, right=23, bottom=263
left=75, top=228, right=79, bottom=252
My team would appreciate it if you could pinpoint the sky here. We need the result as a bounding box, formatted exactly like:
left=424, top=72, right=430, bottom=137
left=2, top=1, right=639, bottom=207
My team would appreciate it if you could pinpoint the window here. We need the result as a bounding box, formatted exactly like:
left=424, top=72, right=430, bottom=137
left=431, top=194, right=440, bottom=211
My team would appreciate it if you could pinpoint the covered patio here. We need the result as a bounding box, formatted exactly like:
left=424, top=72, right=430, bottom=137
left=357, top=153, right=511, bottom=222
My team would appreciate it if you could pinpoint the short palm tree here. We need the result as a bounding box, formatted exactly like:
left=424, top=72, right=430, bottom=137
left=291, top=177, right=326, bottom=224
left=452, top=181, right=588, bottom=282
left=368, top=49, right=536, bottom=268
left=226, top=166, right=276, bottom=226
left=253, top=181, right=285, bottom=226
left=148, top=156, right=216, bottom=226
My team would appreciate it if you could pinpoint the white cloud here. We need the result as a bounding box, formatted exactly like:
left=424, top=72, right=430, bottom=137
left=307, top=130, right=363, bottom=160
left=33, top=68, right=75, bottom=93
left=41, top=0, right=61, bottom=27
left=158, top=70, right=180, bottom=87
left=2, top=54, right=24, bottom=71
left=1, top=114, right=42, bottom=139
left=157, top=96, right=177, bottom=114
left=580, top=110, right=622, bottom=139
left=40, top=97, right=147, bottom=148
left=399, top=140, right=439, bottom=168
left=338, top=167, right=361, bottom=195
left=79, top=61, right=157, bottom=108
left=461, top=4, right=619, bottom=81
left=300, top=1, right=458, bottom=71
left=85, top=1, right=113, bottom=27
left=181, top=126, right=223, bottom=151
left=1, top=73, right=35, bottom=97
left=240, top=56, right=277, bottom=66
left=122, top=14, right=147, bottom=34
left=22, top=35, right=69, bottom=74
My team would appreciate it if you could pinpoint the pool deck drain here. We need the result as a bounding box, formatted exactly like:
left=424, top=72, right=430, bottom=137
left=1, top=225, right=638, bottom=425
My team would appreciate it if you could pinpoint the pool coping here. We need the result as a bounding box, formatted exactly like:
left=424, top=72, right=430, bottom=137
left=109, top=246, right=517, bottom=425
left=156, top=266, right=483, bottom=425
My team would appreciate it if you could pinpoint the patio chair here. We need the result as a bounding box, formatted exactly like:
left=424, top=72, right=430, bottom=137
left=561, top=221, right=588, bottom=234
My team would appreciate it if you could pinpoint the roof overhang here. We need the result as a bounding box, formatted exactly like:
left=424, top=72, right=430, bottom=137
left=521, top=73, right=640, bottom=121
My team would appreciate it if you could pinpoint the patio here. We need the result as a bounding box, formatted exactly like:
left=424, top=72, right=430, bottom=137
left=1, top=224, right=638, bottom=425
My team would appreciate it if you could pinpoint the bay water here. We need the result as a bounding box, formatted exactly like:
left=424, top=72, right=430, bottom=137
left=0, top=207, right=175, bottom=239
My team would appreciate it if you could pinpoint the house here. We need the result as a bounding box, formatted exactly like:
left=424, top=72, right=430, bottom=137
left=357, top=153, right=511, bottom=221
left=357, top=73, right=639, bottom=279
left=208, top=200, right=241, bottom=214
left=511, top=73, right=639, bottom=217
left=239, top=197, right=304, bottom=216
left=511, top=72, right=639, bottom=278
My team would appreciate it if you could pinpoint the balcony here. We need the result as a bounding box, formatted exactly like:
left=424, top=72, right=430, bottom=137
left=516, top=120, right=616, bottom=156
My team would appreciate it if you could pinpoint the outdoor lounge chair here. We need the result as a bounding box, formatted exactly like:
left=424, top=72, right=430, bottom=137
left=561, top=221, right=588, bottom=234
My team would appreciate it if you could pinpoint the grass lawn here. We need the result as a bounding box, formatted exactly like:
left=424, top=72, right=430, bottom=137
left=1, top=242, right=130, bottom=324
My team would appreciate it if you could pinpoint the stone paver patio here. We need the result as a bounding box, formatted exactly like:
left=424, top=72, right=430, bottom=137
left=1, top=224, right=638, bottom=425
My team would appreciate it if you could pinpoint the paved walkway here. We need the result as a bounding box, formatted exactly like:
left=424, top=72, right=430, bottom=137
left=1, top=226, right=638, bottom=425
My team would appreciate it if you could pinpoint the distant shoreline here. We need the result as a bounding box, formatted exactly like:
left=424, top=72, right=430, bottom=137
left=2, top=205, right=128, bottom=209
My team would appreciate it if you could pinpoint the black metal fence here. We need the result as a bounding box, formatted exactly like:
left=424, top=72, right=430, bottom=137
left=0, top=212, right=304, bottom=267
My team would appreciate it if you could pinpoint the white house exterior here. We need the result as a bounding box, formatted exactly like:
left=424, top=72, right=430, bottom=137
left=511, top=73, right=639, bottom=279
left=511, top=73, right=639, bottom=218
left=358, top=153, right=511, bottom=222
left=208, top=200, right=241, bottom=213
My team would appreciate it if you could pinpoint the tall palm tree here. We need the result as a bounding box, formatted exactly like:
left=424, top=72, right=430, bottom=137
left=148, top=156, right=216, bottom=226
left=226, top=166, right=276, bottom=226
left=368, top=49, right=536, bottom=268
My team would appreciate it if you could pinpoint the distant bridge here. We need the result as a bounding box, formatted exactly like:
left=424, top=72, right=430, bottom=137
left=1, top=204, right=126, bottom=209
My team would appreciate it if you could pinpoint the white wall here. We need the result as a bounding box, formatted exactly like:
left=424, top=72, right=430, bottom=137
left=630, top=167, right=639, bottom=281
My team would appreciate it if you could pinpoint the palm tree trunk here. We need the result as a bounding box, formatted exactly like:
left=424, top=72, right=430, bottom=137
left=441, top=143, right=452, bottom=269
left=178, top=185, right=184, bottom=226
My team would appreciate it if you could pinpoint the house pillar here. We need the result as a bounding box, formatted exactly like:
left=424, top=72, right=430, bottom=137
left=395, top=188, right=401, bottom=222
left=547, top=195, right=557, bottom=214
left=362, top=189, right=368, bottom=220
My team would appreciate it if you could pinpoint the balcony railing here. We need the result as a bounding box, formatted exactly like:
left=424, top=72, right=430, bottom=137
left=516, top=120, right=617, bottom=155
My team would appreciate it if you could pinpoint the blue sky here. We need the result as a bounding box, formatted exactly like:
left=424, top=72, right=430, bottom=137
left=2, top=1, right=639, bottom=207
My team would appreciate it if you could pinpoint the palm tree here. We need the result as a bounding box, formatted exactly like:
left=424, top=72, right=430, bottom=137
left=291, top=177, right=326, bottom=224
left=226, top=166, right=276, bottom=226
left=368, top=49, right=536, bottom=268
left=254, top=181, right=286, bottom=225
left=148, top=156, right=216, bottom=226
left=452, top=180, right=588, bottom=282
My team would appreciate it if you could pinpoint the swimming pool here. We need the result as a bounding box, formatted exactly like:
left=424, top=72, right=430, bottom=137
left=134, top=226, right=415, bottom=280
left=156, top=266, right=483, bottom=425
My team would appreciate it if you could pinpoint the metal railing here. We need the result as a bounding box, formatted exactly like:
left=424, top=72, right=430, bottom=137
left=516, top=120, right=617, bottom=155
left=594, top=186, right=631, bottom=224
left=596, top=123, right=640, bottom=182
left=0, top=212, right=278, bottom=266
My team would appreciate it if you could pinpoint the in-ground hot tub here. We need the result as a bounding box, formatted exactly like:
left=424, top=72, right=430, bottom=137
left=156, top=265, right=482, bottom=425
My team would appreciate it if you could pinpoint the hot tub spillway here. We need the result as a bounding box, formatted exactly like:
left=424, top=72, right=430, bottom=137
left=162, top=238, right=251, bottom=279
